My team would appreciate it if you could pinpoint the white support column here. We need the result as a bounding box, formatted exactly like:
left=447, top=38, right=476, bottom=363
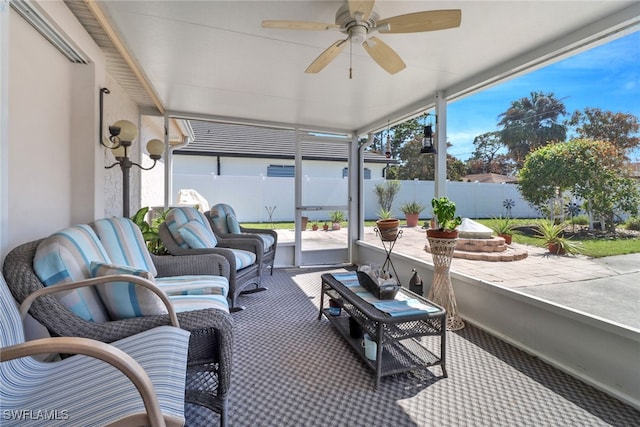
left=163, top=113, right=171, bottom=209
left=0, top=0, right=8, bottom=257
left=294, top=128, right=302, bottom=266
left=347, top=133, right=359, bottom=264
left=434, top=92, right=447, bottom=198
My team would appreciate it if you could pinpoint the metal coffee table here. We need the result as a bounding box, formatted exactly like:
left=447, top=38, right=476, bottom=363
left=319, top=272, right=447, bottom=388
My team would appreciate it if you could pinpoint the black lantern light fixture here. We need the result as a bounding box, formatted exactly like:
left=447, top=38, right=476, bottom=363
left=99, top=88, right=165, bottom=217
left=420, top=113, right=437, bottom=155
left=384, top=120, right=392, bottom=158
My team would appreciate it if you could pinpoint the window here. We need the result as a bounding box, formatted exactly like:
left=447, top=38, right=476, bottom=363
left=267, top=165, right=295, bottom=177
left=342, top=167, right=371, bottom=179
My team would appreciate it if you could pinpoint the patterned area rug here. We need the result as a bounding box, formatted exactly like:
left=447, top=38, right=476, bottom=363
left=189, top=267, right=640, bottom=426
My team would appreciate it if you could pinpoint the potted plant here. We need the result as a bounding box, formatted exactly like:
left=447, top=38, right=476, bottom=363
left=131, top=206, right=169, bottom=255
left=311, top=221, right=319, bottom=231
left=375, top=208, right=400, bottom=241
left=400, top=201, right=426, bottom=228
left=427, top=196, right=462, bottom=239
left=534, top=220, right=581, bottom=255
left=329, top=210, right=345, bottom=230
left=322, top=221, right=329, bottom=231
left=490, top=216, right=515, bottom=245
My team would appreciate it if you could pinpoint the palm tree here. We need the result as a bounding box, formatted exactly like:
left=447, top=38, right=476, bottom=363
left=498, top=91, right=567, bottom=167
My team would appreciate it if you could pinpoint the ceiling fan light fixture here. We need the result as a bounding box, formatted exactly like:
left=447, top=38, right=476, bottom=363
left=349, top=25, right=367, bottom=44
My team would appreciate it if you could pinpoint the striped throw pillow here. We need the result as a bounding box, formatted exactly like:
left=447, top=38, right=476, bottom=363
left=90, top=262, right=168, bottom=320
left=226, top=214, right=242, bottom=234
left=178, top=220, right=218, bottom=249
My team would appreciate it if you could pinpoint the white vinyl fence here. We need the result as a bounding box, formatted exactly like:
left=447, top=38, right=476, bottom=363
left=172, top=174, right=540, bottom=223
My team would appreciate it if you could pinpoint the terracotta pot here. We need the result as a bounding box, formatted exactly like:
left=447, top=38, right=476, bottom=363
left=500, top=233, right=513, bottom=245
left=376, top=218, right=400, bottom=241
left=426, top=228, right=459, bottom=239
left=548, top=243, right=566, bottom=254
left=405, top=213, right=420, bottom=227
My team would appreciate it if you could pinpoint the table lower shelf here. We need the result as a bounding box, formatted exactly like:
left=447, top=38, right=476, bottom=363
left=322, top=308, right=444, bottom=383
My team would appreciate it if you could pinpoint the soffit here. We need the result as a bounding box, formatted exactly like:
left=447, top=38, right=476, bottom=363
left=68, top=1, right=640, bottom=135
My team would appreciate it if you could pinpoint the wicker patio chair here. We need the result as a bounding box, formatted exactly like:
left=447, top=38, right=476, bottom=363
left=3, top=240, right=234, bottom=427
left=206, top=203, right=278, bottom=276
left=0, top=272, right=190, bottom=427
left=159, top=206, right=265, bottom=311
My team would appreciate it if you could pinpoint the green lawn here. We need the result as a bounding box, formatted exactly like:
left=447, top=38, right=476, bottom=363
left=243, top=218, right=640, bottom=258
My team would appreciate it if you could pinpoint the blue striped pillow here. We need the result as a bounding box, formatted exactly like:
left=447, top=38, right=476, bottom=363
left=166, top=207, right=210, bottom=249
left=91, top=217, right=157, bottom=277
left=178, top=220, right=218, bottom=249
left=33, top=225, right=110, bottom=322
left=90, top=262, right=167, bottom=320
left=226, top=214, right=242, bottom=234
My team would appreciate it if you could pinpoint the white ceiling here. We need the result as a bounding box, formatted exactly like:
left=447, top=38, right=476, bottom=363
left=95, top=1, right=640, bottom=135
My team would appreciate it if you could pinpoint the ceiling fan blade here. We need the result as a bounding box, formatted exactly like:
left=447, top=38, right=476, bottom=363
left=348, top=0, right=375, bottom=21
left=262, top=20, right=339, bottom=31
left=362, top=37, right=406, bottom=74
left=305, top=39, right=348, bottom=73
left=377, top=9, right=461, bottom=33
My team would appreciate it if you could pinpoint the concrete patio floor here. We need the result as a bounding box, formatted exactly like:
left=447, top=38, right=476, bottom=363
left=276, top=226, right=640, bottom=329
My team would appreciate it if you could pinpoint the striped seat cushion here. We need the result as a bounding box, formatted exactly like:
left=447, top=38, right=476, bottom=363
left=91, top=217, right=158, bottom=277
left=90, top=262, right=167, bottom=320
left=156, top=275, right=229, bottom=298
left=33, top=225, right=110, bottom=322
left=230, top=248, right=257, bottom=270
left=169, top=294, right=230, bottom=314
left=254, top=233, right=275, bottom=252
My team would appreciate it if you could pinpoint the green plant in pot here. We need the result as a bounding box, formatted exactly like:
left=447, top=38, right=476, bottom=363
left=534, top=220, right=582, bottom=255
left=131, top=206, right=170, bottom=255
left=490, top=216, right=515, bottom=245
left=427, top=197, right=462, bottom=238
left=329, top=210, right=345, bottom=230
left=400, top=201, right=426, bottom=228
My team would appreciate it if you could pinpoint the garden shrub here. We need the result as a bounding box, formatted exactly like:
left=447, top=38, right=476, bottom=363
left=569, top=215, right=589, bottom=225
left=625, top=217, right=640, bottom=231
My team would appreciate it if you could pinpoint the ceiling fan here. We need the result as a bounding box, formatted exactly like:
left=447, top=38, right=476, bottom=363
left=262, top=0, right=461, bottom=75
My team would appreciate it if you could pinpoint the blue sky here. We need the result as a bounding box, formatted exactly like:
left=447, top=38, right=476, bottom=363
left=446, top=30, right=640, bottom=162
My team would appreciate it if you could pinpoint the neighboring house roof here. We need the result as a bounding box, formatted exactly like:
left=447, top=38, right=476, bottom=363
left=628, top=162, right=640, bottom=178
left=462, top=173, right=518, bottom=184
left=174, top=121, right=395, bottom=163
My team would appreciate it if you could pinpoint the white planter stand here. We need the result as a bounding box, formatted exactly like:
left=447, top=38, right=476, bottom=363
left=426, top=237, right=464, bottom=330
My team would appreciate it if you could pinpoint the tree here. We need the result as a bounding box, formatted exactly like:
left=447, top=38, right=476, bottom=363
left=498, top=91, right=567, bottom=167
left=518, top=139, right=640, bottom=231
left=470, top=131, right=504, bottom=172
left=371, top=118, right=421, bottom=159
left=568, top=107, right=640, bottom=156
left=396, top=138, right=467, bottom=181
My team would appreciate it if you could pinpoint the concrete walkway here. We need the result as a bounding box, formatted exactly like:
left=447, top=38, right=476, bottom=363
left=278, top=226, right=640, bottom=329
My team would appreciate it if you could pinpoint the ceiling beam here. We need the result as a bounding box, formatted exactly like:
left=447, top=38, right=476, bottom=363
left=83, top=0, right=165, bottom=114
